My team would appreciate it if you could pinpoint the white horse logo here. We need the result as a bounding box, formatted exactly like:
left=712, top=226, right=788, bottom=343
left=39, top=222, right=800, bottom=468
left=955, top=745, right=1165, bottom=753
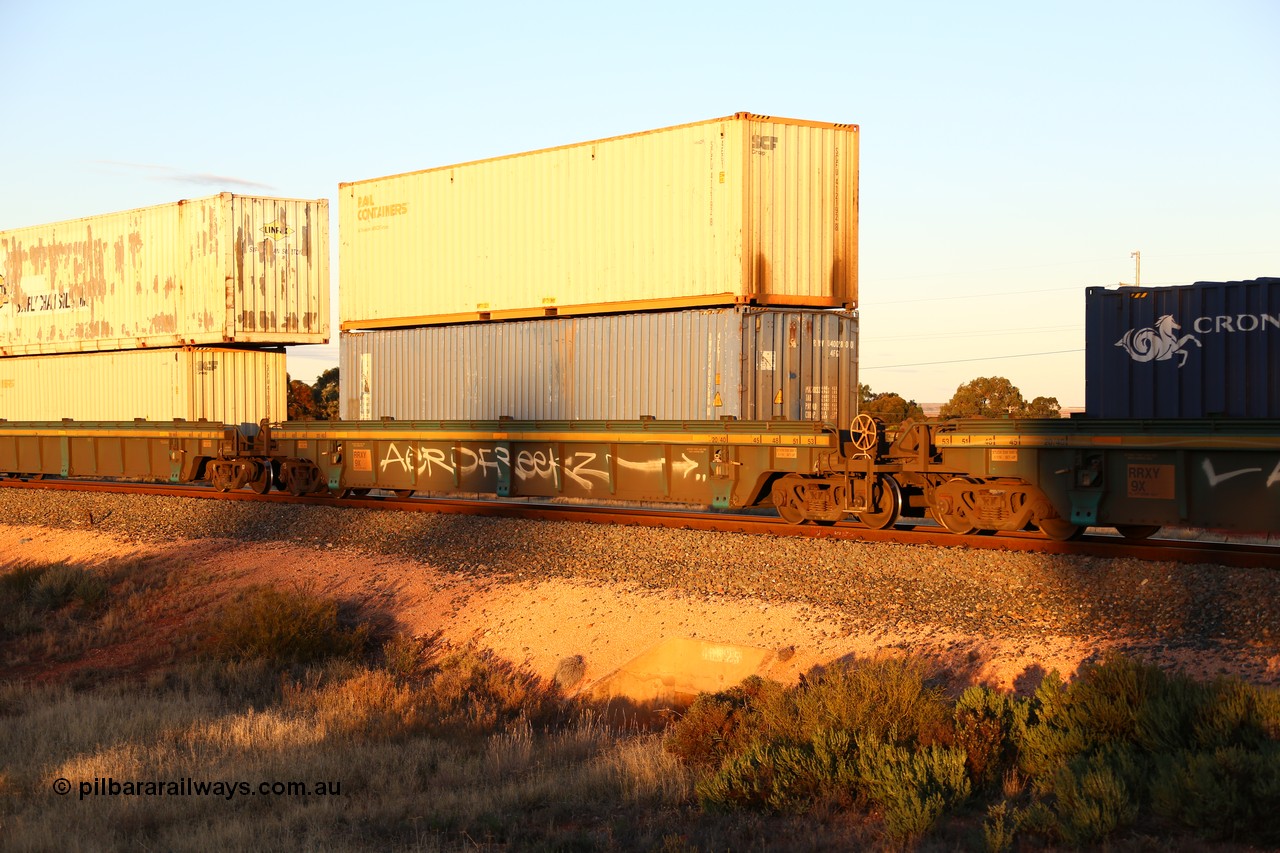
left=1115, top=314, right=1201, bottom=368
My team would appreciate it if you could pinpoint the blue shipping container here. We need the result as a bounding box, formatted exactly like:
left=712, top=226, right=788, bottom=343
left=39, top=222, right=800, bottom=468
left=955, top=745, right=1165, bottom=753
left=1085, top=277, right=1280, bottom=418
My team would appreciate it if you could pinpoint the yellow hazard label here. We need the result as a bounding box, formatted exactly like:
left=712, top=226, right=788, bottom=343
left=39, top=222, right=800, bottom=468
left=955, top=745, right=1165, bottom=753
left=773, top=390, right=783, bottom=404
left=1127, top=464, right=1175, bottom=500
left=713, top=392, right=723, bottom=407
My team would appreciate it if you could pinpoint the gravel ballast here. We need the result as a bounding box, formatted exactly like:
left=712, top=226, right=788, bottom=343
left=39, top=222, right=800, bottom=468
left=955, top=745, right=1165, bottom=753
left=2, top=487, right=1278, bottom=688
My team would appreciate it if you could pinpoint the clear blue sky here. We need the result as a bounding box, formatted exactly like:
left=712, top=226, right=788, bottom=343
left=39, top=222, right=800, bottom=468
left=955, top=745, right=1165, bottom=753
left=3, top=0, right=1277, bottom=407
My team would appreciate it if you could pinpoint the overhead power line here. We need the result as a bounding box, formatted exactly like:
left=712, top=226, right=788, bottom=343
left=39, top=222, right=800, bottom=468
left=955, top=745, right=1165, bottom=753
left=865, top=348, right=1085, bottom=368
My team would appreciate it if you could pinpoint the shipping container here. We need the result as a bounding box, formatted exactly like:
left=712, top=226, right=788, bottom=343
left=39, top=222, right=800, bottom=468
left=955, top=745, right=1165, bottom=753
left=340, top=307, right=858, bottom=427
left=339, top=113, right=858, bottom=329
left=1085, top=277, right=1280, bottom=418
left=0, top=347, right=285, bottom=424
left=0, top=194, right=329, bottom=356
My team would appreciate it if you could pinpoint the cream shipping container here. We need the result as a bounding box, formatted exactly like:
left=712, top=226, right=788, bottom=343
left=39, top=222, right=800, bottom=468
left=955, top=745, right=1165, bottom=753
left=340, top=113, right=858, bottom=329
left=0, top=347, right=285, bottom=424
left=0, top=194, right=329, bottom=356
left=340, top=307, right=858, bottom=427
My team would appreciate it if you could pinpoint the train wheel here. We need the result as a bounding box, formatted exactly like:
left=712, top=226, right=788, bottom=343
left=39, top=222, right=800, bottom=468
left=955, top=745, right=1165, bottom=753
left=931, top=478, right=977, bottom=534
left=248, top=462, right=272, bottom=495
left=280, top=461, right=319, bottom=497
left=209, top=464, right=234, bottom=493
left=770, top=478, right=807, bottom=525
left=392, top=490, right=414, bottom=500
left=342, top=488, right=371, bottom=498
left=931, top=504, right=975, bottom=535
left=856, top=475, right=902, bottom=530
left=1037, top=516, right=1081, bottom=541
left=1116, top=524, right=1160, bottom=540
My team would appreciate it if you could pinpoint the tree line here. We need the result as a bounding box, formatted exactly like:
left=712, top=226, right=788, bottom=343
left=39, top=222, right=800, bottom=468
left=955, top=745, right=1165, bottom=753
left=287, top=367, right=339, bottom=420
left=861, top=376, right=1062, bottom=426
left=287, top=369, right=1062, bottom=423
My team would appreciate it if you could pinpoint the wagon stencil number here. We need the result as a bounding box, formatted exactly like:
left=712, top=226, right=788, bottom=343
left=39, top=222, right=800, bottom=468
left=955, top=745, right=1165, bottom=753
left=1127, top=464, right=1175, bottom=500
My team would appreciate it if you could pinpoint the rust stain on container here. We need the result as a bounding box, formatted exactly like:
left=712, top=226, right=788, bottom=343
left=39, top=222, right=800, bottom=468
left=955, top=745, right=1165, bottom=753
left=0, top=194, right=330, bottom=355
left=339, top=113, right=858, bottom=328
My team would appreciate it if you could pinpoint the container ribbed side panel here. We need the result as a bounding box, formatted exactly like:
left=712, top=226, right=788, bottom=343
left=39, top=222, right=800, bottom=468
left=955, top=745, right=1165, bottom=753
left=1086, top=278, right=1280, bottom=418
left=339, top=307, right=858, bottom=426
left=339, top=114, right=858, bottom=327
left=0, top=347, right=284, bottom=423
left=0, top=194, right=329, bottom=355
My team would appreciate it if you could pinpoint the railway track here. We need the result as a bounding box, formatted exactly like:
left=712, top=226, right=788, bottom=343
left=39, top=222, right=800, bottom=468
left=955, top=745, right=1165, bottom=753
left=3, top=477, right=1277, bottom=570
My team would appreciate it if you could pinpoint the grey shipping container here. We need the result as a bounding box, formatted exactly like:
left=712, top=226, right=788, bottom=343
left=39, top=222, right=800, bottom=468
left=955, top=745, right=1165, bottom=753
left=1085, top=277, right=1280, bottom=418
left=0, top=346, right=285, bottom=424
left=340, top=308, right=858, bottom=427
left=0, top=193, right=329, bottom=356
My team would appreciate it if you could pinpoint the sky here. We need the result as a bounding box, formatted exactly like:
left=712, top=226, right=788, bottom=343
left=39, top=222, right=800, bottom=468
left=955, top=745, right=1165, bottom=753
left=2, top=0, right=1277, bottom=408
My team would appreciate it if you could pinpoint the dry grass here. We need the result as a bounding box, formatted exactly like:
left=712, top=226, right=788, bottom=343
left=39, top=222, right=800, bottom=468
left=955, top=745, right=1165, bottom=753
left=0, top=561, right=849, bottom=851
left=4, top=560, right=1279, bottom=851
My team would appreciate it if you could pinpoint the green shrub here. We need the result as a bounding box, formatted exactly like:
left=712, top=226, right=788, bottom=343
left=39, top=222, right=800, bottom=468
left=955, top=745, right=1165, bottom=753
left=854, top=734, right=971, bottom=841
left=695, top=729, right=860, bottom=813
left=954, top=685, right=1027, bottom=790
left=201, top=586, right=368, bottom=666
left=1192, top=678, right=1280, bottom=750
left=789, top=657, right=952, bottom=748
left=665, top=676, right=784, bottom=771
left=982, top=801, right=1016, bottom=853
left=1041, top=752, right=1139, bottom=846
left=1150, top=743, right=1280, bottom=843
left=1016, top=656, right=1193, bottom=785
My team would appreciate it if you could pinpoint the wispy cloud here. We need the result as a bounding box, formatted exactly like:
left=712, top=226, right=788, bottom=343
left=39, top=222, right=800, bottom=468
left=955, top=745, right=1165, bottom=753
left=92, top=160, right=275, bottom=191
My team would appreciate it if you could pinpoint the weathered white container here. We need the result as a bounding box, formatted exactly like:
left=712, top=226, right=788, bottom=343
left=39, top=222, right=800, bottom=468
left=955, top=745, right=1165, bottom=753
left=0, top=347, right=285, bottom=424
left=339, top=113, right=858, bottom=329
left=0, top=194, right=329, bottom=356
left=340, top=307, right=858, bottom=426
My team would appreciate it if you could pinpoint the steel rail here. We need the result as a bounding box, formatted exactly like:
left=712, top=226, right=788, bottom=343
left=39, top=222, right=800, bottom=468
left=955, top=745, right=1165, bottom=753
left=3, top=478, right=1277, bottom=569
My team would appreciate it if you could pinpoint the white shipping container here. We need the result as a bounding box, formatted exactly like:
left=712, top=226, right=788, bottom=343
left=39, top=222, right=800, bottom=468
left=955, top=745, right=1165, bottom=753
left=0, top=347, right=285, bottom=424
left=340, top=307, right=858, bottom=427
left=340, top=113, right=858, bottom=329
left=0, top=194, right=329, bottom=356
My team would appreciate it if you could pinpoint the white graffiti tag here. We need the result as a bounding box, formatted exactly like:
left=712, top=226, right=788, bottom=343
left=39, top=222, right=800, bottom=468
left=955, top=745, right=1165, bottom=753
left=1202, top=458, right=1266, bottom=488
left=514, top=449, right=611, bottom=489
left=379, top=443, right=509, bottom=477
left=377, top=443, right=709, bottom=491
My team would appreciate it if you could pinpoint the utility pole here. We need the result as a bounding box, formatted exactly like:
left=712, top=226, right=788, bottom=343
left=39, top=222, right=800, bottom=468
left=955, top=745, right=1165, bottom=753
left=1131, top=250, right=1141, bottom=288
